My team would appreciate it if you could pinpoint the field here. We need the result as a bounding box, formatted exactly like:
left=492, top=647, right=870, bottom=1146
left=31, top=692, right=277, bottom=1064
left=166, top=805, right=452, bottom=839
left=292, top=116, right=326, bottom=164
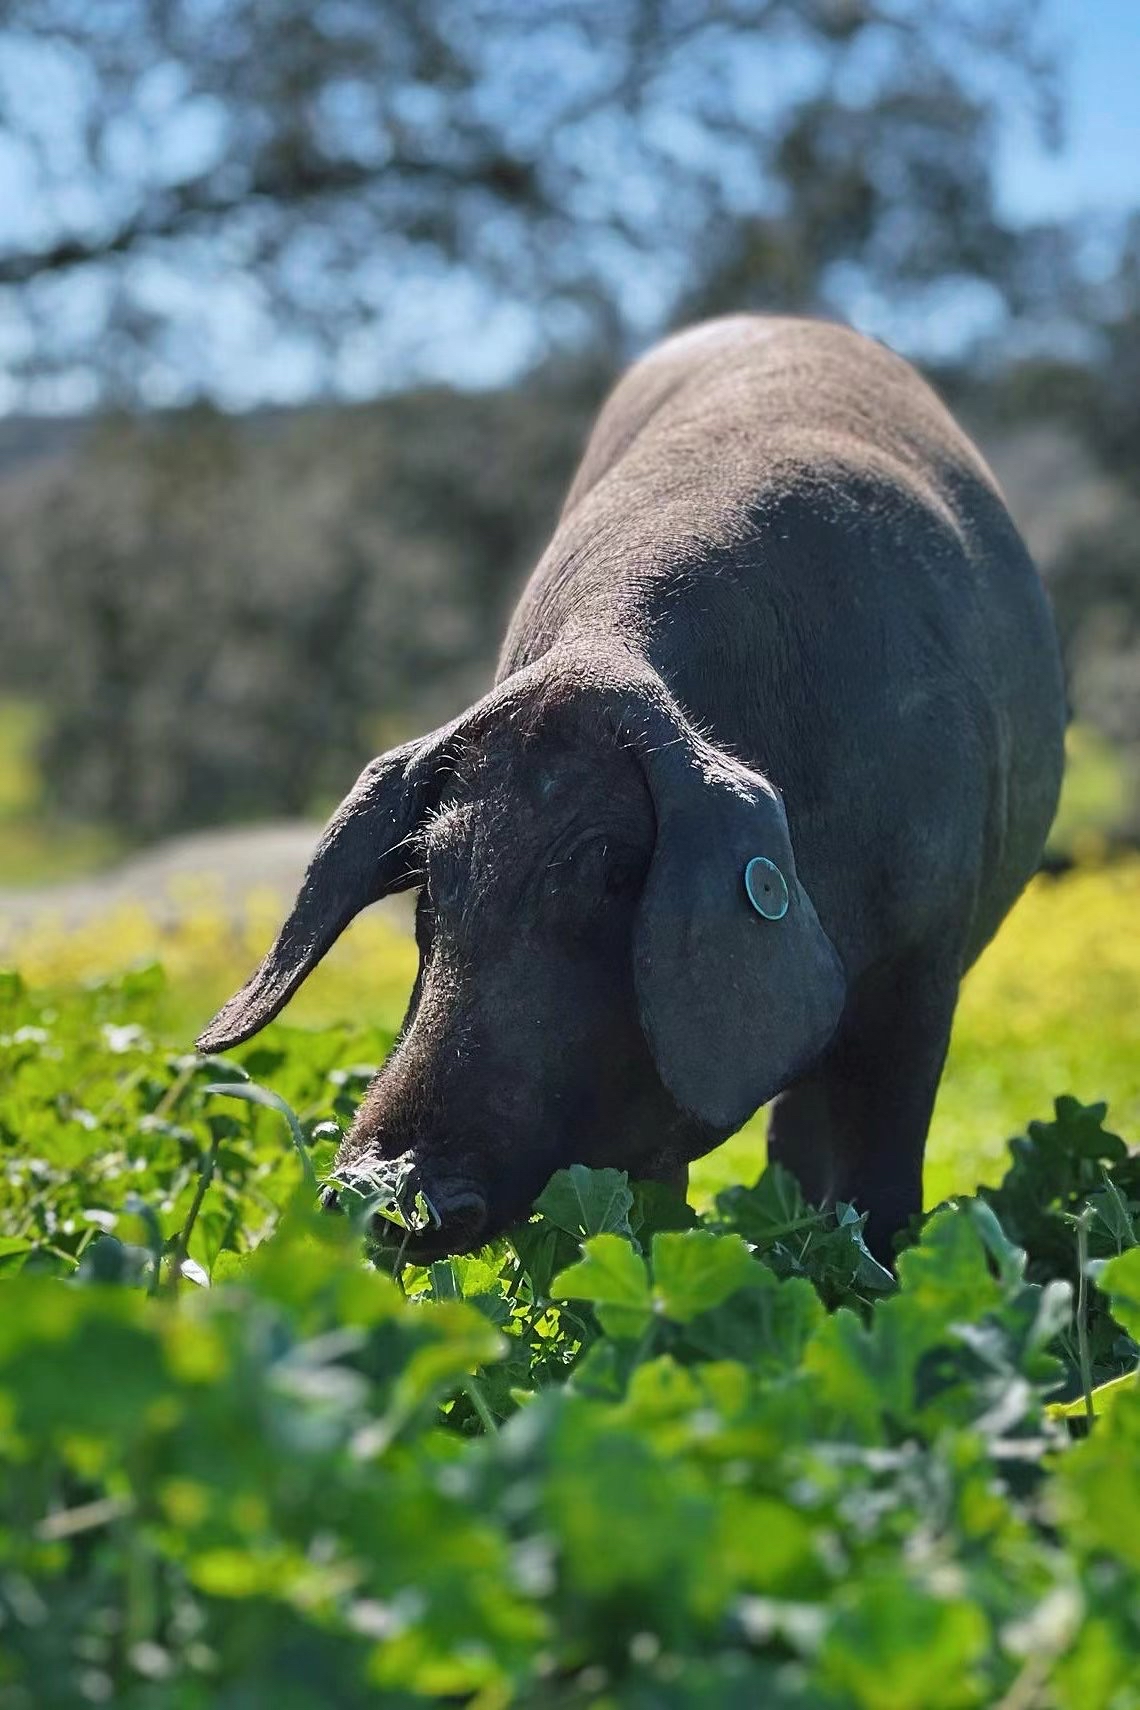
left=9, top=850, right=1140, bottom=1207
left=1, top=856, right=1139, bottom=1706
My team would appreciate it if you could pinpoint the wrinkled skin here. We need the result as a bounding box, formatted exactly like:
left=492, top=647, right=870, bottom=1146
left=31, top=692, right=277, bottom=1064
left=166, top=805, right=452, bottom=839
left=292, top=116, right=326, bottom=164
left=198, top=315, right=1065, bottom=1262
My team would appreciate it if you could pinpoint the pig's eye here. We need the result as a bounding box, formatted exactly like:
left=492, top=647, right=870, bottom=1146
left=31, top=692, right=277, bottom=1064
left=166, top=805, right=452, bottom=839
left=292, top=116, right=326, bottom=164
left=574, top=837, right=647, bottom=899
left=604, top=855, right=645, bottom=899
left=548, top=834, right=647, bottom=903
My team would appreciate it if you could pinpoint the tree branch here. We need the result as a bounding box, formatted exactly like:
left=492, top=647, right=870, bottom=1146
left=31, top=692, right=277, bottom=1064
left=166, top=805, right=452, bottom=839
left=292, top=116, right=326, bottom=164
left=0, top=150, right=551, bottom=287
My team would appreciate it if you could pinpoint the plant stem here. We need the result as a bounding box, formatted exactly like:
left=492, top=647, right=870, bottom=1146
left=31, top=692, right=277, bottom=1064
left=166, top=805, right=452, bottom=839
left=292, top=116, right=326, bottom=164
left=1076, top=1207, right=1096, bottom=1427
left=124, top=1196, right=166, bottom=1298
left=464, top=1377, right=498, bottom=1434
left=151, top=1057, right=200, bottom=1121
left=204, top=1083, right=318, bottom=1190
left=168, top=1133, right=220, bottom=1290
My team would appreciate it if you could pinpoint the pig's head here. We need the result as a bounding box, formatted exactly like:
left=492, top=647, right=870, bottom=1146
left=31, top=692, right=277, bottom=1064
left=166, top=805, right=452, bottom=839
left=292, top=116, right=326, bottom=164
left=197, top=650, right=845, bottom=1255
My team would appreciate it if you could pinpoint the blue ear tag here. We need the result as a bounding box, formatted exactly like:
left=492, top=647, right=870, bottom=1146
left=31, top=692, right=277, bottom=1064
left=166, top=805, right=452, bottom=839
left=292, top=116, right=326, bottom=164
left=744, top=856, right=789, bottom=920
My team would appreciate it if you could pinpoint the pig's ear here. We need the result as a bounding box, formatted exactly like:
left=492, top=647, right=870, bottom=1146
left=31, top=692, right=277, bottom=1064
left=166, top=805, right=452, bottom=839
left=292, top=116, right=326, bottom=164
left=630, top=710, right=846, bottom=1134
left=197, top=733, right=440, bottom=1053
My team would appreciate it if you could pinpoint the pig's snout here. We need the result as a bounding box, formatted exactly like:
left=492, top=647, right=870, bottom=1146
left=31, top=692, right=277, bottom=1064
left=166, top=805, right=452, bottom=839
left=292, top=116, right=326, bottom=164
left=320, top=1155, right=488, bottom=1257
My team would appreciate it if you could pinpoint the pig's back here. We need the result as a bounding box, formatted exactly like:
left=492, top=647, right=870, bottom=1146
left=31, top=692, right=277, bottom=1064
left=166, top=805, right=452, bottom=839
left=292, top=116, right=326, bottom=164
left=501, top=316, right=1065, bottom=976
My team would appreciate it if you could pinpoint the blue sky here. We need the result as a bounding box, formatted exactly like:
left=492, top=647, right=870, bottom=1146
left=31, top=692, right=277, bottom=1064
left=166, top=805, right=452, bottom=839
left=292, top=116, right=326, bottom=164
left=997, top=0, right=1139, bottom=222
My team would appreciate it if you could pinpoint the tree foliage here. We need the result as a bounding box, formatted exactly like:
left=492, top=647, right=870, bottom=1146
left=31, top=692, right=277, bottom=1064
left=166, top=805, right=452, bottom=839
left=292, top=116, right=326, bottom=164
left=0, top=0, right=1056, bottom=401
left=0, top=372, right=599, bottom=832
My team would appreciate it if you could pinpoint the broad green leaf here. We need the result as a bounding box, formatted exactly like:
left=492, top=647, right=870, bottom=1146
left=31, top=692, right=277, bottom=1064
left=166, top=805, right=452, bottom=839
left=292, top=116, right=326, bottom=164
left=1087, top=1170, right=1137, bottom=1250
left=387, top=1304, right=506, bottom=1424
left=680, top=1271, right=824, bottom=1373
left=715, top=1163, right=812, bottom=1247
left=0, top=1283, right=168, bottom=1441
left=1056, top=1378, right=1140, bottom=1571
left=834, top=1202, right=896, bottom=1292
left=1099, top=1246, right=1140, bottom=1344
left=1050, top=1615, right=1137, bottom=1710
left=628, top=1177, right=700, bottom=1245
left=533, top=1165, right=634, bottom=1240
left=715, top=1167, right=894, bottom=1309
left=445, top=1252, right=508, bottom=1300
left=894, top=1208, right=1002, bottom=1318
left=551, top=1233, right=651, bottom=1338
left=539, top=1400, right=716, bottom=1606
left=964, top=1197, right=1028, bottom=1284
left=507, top=1217, right=578, bottom=1300
left=821, top=1575, right=989, bottom=1709
left=650, top=1230, right=760, bottom=1322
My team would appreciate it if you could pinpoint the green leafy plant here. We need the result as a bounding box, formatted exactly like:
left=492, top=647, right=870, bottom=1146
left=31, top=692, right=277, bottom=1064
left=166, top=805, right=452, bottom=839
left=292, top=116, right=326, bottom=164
left=2, top=966, right=1140, bottom=1707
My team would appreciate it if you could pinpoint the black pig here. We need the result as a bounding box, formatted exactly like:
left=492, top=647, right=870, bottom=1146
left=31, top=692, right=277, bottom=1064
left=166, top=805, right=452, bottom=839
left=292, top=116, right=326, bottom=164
left=198, top=316, right=1065, bottom=1261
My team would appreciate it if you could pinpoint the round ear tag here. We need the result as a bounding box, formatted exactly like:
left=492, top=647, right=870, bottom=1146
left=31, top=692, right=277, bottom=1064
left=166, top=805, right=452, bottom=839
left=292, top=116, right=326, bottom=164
left=744, top=856, right=789, bottom=920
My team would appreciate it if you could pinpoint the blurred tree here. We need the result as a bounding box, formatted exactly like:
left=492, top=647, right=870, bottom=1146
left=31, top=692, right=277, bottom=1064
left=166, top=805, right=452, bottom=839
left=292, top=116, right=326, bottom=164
left=1015, top=218, right=1140, bottom=818
left=0, top=0, right=1057, bottom=404
left=0, top=371, right=599, bottom=833
left=927, top=212, right=1140, bottom=829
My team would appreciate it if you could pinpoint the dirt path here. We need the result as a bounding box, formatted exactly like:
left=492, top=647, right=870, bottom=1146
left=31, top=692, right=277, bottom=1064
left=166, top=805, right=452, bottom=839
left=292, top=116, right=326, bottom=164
left=0, top=821, right=414, bottom=950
